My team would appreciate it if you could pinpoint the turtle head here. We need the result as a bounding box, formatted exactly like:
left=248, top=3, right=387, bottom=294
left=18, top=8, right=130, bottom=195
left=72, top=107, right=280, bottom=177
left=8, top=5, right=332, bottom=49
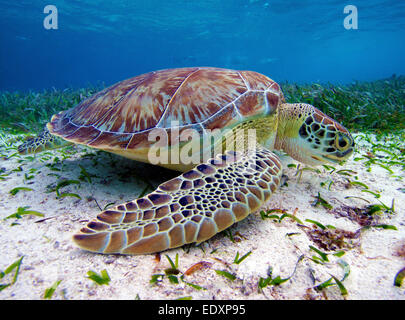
left=17, top=126, right=70, bottom=155
left=275, top=103, right=354, bottom=166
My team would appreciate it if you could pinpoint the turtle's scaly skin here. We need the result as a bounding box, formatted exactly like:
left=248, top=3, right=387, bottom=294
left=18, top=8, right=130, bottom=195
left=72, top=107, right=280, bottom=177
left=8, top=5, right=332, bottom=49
left=73, top=147, right=282, bottom=254
left=275, top=103, right=354, bottom=165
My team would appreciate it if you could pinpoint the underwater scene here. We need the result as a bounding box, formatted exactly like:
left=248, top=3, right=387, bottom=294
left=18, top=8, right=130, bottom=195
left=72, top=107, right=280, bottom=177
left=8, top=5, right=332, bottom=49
left=0, top=1, right=404, bottom=302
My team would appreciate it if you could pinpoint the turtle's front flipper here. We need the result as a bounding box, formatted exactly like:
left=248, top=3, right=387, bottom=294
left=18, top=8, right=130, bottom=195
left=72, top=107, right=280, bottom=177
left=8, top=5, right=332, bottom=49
left=73, top=147, right=282, bottom=255
left=18, top=127, right=71, bottom=155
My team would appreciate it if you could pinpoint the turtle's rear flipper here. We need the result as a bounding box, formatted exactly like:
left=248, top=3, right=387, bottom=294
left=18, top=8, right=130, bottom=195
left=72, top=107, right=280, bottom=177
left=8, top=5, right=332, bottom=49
left=73, top=147, right=283, bottom=255
left=18, top=127, right=70, bottom=154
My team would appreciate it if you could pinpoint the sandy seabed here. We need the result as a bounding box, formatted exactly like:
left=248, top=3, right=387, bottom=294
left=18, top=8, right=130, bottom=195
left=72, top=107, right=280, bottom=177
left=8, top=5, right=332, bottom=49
left=0, top=133, right=404, bottom=300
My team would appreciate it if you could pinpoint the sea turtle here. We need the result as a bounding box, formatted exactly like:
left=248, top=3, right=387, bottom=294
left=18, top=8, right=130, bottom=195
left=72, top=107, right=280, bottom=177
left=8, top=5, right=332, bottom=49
left=18, top=67, right=354, bottom=255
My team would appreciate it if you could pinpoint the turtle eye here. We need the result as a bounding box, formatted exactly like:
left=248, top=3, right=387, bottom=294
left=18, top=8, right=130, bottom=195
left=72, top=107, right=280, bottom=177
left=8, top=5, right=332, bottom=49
left=335, top=134, right=351, bottom=151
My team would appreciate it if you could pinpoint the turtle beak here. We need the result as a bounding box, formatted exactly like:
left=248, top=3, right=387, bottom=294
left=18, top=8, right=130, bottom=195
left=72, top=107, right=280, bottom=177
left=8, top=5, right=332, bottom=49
left=321, top=155, right=341, bottom=164
left=321, top=147, right=354, bottom=164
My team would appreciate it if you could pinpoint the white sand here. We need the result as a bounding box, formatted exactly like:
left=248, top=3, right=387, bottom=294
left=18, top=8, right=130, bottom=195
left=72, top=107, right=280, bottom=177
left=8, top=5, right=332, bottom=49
left=0, top=133, right=404, bottom=300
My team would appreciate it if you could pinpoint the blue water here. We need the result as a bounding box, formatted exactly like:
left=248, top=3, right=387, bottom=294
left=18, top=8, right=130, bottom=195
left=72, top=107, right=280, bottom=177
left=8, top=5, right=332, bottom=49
left=1, top=0, right=404, bottom=91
